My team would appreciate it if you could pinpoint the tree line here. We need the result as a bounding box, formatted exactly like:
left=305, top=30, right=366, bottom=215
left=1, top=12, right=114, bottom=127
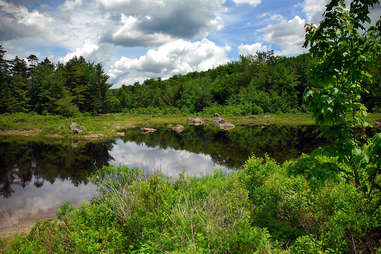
left=0, top=45, right=116, bottom=116
left=1, top=45, right=380, bottom=116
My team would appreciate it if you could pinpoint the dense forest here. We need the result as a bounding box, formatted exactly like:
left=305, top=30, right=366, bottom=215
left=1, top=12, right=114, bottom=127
left=1, top=45, right=380, bottom=116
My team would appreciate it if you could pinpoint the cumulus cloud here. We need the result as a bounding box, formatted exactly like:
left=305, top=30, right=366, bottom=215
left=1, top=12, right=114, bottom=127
left=109, top=39, right=230, bottom=87
left=259, top=15, right=307, bottom=55
left=0, top=0, right=52, bottom=41
left=303, top=0, right=327, bottom=24
left=110, top=140, right=231, bottom=179
left=238, top=42, right=270, bottom=56
left=98, top=0, right=225, bottom=47
left=58, top=41, right=99, bottom=63
left=232, top=0, right=261, bottom=7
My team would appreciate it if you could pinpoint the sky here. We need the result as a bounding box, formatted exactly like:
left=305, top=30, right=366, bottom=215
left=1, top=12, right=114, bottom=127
left=0, top=0, right=379, bottom=88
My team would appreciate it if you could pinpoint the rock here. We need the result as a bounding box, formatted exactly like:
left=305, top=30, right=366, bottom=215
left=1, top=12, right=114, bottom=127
left=213, top=113, right=235, bottom=130
left=219, top=122, right=235, bottom=131
left=170, top=124, right=184, bottom=133
left=140, top=127, right=156, bottom=134
left=213, top=113, right=225, bottom=126
left=248, top=115, right=258, bottom=119
left=263, top=115, right=272, bottom=119
left=189, top=117, right=204, bottom=126
left=69, top=122, right=82, bottom=134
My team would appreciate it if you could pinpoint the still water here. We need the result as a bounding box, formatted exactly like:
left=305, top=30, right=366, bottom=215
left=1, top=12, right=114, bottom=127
left=0, top=125, right=323, bottom=236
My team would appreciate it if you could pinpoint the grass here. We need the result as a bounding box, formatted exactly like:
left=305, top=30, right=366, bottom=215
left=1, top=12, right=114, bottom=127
left=0, top=112, right=380, bottom=140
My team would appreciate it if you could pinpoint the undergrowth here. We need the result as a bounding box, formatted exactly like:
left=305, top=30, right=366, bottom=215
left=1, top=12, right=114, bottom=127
left=2, top=156, right=380, bottom=253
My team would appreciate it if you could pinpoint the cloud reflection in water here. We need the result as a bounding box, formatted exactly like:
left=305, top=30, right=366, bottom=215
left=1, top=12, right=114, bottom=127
left=109, top=139, right=232, bottom=179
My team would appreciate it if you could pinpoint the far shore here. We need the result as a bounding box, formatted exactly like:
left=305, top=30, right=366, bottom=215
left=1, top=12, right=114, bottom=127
left=0, top=112, right=380, bottom=140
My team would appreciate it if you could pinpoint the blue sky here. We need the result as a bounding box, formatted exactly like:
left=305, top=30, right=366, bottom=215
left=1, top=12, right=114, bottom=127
left=0, top=0, right=336, bottom=87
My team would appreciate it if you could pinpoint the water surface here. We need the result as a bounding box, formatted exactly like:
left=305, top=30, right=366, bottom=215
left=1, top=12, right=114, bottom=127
left=0, top=125, right=323, bottom=236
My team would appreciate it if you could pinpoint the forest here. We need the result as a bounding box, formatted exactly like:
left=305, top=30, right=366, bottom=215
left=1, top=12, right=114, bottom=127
left=1, top=46, right=380, bottom=117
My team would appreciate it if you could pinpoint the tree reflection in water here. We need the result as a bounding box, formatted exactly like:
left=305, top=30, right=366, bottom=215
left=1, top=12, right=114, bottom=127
left=0, top=125, right=325, bottom=198
left=0, top=140, right=114, bottom=198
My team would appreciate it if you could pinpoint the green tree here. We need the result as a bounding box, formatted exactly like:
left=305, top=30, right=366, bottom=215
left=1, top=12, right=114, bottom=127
left=304, top=0, right=381, bottom=189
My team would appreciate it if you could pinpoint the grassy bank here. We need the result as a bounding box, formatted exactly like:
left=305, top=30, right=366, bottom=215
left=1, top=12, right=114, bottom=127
left=0, top=112, right=380, bottom=139
left=1, top=155, right=380, bottom=253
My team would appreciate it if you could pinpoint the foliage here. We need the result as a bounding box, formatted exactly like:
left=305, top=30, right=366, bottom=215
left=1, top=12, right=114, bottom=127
left=303, top=0, right=381, bottom=190
left=242, top=156, right=381, bottom=253
left=1, top=41, right=380, bottom=116
left=0, top=48, right=112, bottom=116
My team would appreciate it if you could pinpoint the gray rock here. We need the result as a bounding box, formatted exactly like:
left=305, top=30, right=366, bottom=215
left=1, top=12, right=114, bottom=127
left=69, top=122, right=82, bottom=134
left=213, top=113, right=225, bottom=126
left=213, top=113, right=235, bottom=130
left=189, top=117, right=204, bottom=126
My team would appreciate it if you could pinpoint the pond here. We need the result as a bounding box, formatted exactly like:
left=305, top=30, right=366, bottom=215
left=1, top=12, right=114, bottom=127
left=0, top=125, right=324, bottom=236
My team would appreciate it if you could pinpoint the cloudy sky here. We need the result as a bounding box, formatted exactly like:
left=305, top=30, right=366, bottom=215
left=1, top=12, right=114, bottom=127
left=0, top=0, right=375, bottom=88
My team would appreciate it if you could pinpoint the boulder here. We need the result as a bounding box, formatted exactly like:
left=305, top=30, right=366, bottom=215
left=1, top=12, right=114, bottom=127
left=69, top=122, right=82, bottom=134
left=189, top=117, right=205, bottom=126
left=213, top=113, right=225, bottom=126
left=169, top=124, right=184, bottom=133
left=213, top=113, right=235, bottom=130
left=219, top=122, right=235, bottom=131
left=248, top=115, right=258, bottom=119
left=263, top=115, right=272, bottom=119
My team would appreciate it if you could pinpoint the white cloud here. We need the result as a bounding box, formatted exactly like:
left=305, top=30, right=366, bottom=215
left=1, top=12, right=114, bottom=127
left=60, top=0, right=83, bottom=11
left=109, top=39, right=230, bottom=87
left=59, top=41, right=99, bottom=63
left=232, top=0, right=261, bottom=7
left=106, top=14, right=174, bottom=47
left=0, top=0, right=53, bottom=41
left=98, top=0, right=226, bottom=46
left=110, top=140, right=231, bottom=179
left=238, top=43, right=270, bottom=56
left=259, top=15, right=307, bottom=55
left=303, top=0, right=327, bottom=24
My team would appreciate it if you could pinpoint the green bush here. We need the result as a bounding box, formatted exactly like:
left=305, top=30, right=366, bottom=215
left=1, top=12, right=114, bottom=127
left=92, top=166, right=278, bottom=253
left=242, top=156, right=381, bottom=253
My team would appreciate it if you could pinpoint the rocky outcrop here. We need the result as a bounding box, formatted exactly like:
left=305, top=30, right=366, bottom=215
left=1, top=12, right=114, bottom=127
left=168, top=124, right=185, bottom=133
left=213, top=113, right=235, bottom=130
left=69, top=122, right=82, bottom=134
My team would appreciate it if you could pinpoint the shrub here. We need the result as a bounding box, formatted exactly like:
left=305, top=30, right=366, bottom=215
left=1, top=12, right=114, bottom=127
left=242, top=156, right=381, bottom=253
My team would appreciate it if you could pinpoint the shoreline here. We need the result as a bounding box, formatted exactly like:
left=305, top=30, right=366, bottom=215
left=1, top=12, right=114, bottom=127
left=1, top=112, right=380, bottom=141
